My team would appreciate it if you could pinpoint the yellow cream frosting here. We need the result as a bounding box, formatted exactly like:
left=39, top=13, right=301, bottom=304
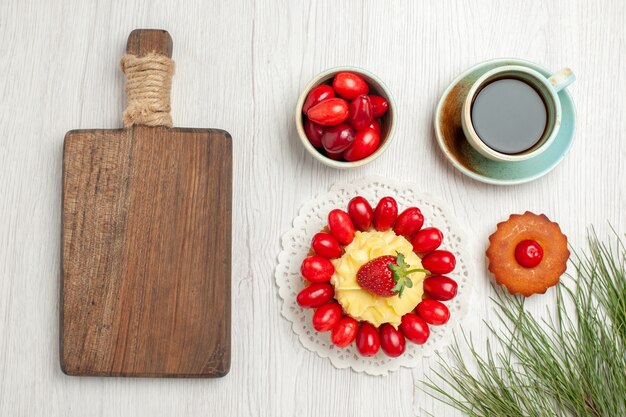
left=330, top=230, right=426, bottom=328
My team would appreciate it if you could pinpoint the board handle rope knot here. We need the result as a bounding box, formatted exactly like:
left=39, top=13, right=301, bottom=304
left=120, top=53, right=175, bottom=127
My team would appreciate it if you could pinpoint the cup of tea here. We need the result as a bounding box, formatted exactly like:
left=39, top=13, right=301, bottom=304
left=461, top=65, right=575, bottom=162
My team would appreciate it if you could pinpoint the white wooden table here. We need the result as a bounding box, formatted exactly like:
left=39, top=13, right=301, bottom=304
left=1, top=0, right=625, bottom=415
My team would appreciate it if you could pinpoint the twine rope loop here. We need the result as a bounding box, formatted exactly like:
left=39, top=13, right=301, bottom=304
left=120, top=53, right=175, bottom=127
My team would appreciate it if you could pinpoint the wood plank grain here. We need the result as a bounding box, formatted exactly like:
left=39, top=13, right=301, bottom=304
left=62, top=126, right=232, bottom=377
left=61, top=30, right=232, bottom=377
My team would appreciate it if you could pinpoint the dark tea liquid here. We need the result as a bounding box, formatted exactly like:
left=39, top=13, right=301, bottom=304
left=471, top=78, right=547, bottom=154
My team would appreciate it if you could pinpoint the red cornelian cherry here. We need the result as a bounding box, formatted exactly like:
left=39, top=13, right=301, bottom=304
left=303, top=119, right=325, bottom=148
left=333, top=72, right=369, bottom=100
left=303, top=84, right=335, bottom=114
left=347, top=95, right=374, bottom=131
left=307, top=98, right=349, bottom=126
left=369, top=119, right=381, bottom=134
left=369, top=95, right=389, bottom=118
left=515, top=239, right=544, bottom=268
left=321, top=123, right=355, bottom=153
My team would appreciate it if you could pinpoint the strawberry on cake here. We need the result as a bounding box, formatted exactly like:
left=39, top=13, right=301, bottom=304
left=331, top=230, right=426, bottom=327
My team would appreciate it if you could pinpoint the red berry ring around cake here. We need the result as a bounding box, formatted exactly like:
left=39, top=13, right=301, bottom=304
left=296, top=195, right=460, bottom=358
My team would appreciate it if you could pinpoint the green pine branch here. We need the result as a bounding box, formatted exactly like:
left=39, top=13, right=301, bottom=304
left=423, top=228, right=626, bottom=417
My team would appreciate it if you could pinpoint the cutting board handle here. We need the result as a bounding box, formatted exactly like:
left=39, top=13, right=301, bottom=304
left=126, top=29, right=173, bottom=58
left=121, top=29, right=174, bottom=127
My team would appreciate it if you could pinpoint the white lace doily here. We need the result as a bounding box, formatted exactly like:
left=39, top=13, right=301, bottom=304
left=275, top=177, right=472, bottom=375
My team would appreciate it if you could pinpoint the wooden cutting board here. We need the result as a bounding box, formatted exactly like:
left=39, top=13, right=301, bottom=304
left=61, top=29, right=232, bottom=377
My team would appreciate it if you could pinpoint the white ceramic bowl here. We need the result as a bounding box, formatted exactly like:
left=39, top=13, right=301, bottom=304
left=295, top=67, right=397, bottom=168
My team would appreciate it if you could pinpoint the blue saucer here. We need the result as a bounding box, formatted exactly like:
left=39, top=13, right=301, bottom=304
left=434, top=58, right=576, bottom=185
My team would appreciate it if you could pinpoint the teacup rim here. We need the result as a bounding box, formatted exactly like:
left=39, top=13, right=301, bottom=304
left=461, top=65, right=562, bottom=162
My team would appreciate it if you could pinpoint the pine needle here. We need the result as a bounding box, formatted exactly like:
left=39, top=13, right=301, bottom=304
left=423, top=229, right=626, bottom=417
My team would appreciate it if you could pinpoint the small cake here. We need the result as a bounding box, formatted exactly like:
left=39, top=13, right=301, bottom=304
left=296, top=195, right=461, bottom=358
left=486, top=212, right=569, bottom=296
left=331, top=230, right=426, bottom=327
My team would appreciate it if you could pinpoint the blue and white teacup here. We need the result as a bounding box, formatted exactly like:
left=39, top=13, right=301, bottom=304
left=461, top=65, right=575, bottom=162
